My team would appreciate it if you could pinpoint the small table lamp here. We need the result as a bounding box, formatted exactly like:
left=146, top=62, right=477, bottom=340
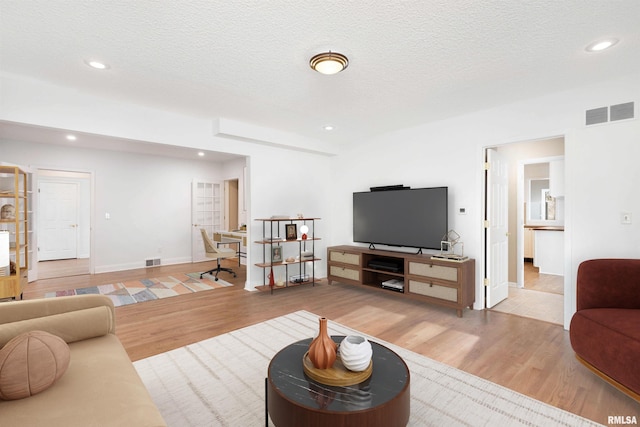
left=0, top=231, right=9, bottom=276
left=300, top=225, right=309, bottom=240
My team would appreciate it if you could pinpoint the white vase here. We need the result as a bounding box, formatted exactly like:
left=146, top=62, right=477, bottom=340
left=339, top=335, right=372, bottom=372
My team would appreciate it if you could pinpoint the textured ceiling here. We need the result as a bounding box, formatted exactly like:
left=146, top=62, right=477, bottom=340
left=1, top=0, right=639, bottom=152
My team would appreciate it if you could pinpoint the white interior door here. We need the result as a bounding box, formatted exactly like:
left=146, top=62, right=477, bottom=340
left=191, top=180, right=222, bottom=262
left=485, top=148, right=509, bottom=307
left=38, top=181, right=78, bottom=261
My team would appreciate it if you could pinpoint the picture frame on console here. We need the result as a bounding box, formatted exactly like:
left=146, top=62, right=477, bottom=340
left=285, top=224, right=297, bottom=240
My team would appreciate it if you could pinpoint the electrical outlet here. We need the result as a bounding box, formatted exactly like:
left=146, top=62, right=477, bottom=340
left=621, top=212, right=632, bottom=224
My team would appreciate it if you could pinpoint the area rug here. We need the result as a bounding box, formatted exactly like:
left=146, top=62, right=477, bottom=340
left=44, top=273, right=232, bottom=307
left=133, top=310, right=602, bottom=427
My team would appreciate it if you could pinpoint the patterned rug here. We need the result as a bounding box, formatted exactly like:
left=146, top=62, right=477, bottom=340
left=44, top=273, right=232, bottom=307
left=134, top=310, right=602, bottom=427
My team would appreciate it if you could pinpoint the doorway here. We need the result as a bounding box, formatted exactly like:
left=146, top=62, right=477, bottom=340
left=485, top=137, right=565, bottom=325
left=37, top=169, right=91, bottom=280
left=224, top=178, right=239, bottom=231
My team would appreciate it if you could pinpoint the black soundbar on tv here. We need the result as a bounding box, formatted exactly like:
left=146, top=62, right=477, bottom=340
left=369, top=185, right=410, bottom=192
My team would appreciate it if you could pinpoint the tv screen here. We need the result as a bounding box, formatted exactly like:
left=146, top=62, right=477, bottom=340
left=353, top=187, right=448, bottom=250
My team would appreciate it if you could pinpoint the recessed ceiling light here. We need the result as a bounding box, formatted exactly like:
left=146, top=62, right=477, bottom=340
left=323, top=125, right=334, bottom=131
left=66, top=135, right=77, bottom=141
left=85, top=59, right=110, bottom=69
left=198, top=151, right=205, bottom=157
left=585, top=38, right=619, bottom=52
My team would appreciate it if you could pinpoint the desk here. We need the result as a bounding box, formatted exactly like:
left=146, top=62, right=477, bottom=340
left=214, top=231, right=246, bottom=266
left=266, top=336, right=410, bottom=427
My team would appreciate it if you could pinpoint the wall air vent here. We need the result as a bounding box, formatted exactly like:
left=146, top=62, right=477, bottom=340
left=585, top=107, right=608, bottom=126
left=586, top=102, right=635, bottom=126
left=610, top=102, right=634, bottom=122
left=145, top=258, right=161, bottom=267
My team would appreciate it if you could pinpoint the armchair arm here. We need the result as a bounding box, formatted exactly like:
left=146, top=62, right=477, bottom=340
left=576, top=259, right=640, bottom=310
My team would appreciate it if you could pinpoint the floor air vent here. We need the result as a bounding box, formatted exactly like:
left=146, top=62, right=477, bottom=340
left=586, top=102, right=634, bottom=126
left=145, top=258, right=161, bottom=267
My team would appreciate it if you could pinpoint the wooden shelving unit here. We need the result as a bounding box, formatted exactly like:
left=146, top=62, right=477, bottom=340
left=254, top=218, right=320, bottom=292
left=0, top=166, right=29, bottom=300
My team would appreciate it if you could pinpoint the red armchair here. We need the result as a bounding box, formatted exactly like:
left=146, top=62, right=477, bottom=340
left=569, top=259, right=640, bottom=400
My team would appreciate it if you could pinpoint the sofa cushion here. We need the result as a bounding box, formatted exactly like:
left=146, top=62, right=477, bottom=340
left=0, top=334, right=166, bottom=426
left=0, top=331, right=70, bottom=400
left=0, top=305, right=113, bottom=347
left=570, top=308, right=640, bottom=394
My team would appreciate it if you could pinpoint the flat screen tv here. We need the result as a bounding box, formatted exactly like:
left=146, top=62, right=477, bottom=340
left=353, top=187, right=448, bottom=250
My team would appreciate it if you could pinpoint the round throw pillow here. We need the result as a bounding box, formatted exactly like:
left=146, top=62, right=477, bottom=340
left=0, top=330, right=70, bottom=400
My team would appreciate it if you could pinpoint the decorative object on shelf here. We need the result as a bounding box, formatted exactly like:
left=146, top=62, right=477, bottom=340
left=308, top=317, right=337, bottom=369
left=300, top=224, right=309, bottom=240
left=297, top=213, right=304, bottom=219
left=268, top=267, right=275, bottom=288
left=285, top=256, right=295, bottom=263
left=339, top=335, right=373, bottom=372
left=290, top=273, right=309, bottom=283
left=435, top=229, right=467, bottom=260
left=271, top=246, right=283, bottom=263
left=301, top=250, right=314, bottom=260
left=285, top=224, right=297, bottom=240
left=1, top=204, right=15, bottom=220
left=0, top=231, right=9, bottom=276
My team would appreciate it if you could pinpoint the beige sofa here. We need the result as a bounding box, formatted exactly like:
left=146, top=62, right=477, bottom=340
left=0, top=295, right=166, bottom=426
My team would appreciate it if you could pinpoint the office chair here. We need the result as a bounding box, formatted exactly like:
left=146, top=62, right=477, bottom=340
left=199, top=229, right=237, bottom=281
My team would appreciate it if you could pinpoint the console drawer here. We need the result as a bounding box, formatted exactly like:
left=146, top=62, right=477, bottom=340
left=409, top=262, right=458, bottom=282
left=330, top=265, right=360, bottom=281
left=330, top=251, right=360, bottom=266
left=409, top=280, right=458, bottom=302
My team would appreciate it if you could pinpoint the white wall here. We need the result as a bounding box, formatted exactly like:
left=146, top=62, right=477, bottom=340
left=0, top=139, right=226, bottom=273
left=247, top=147, right=332, bottom=288
left=329, top=73, right=639, bottom=328
left=2, top=70, right=638, bottom=325
left=0, top=72, right=333, bottom=289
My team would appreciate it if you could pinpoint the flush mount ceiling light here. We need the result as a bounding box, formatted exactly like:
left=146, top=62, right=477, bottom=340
left=66, top=134, right=77, bottom=141
left=585, top=38, right=619, bottom=52
left=309, top=51, right=349, bottom=75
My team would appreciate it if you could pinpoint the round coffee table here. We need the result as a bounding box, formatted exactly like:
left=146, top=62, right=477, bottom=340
left=267, top=336, right=410, bottom=427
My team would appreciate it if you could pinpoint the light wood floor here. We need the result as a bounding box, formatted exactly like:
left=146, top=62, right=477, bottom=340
left=491, top=262, right=565, bottom=324
left=524, top=261, right=564, bottom=294
left=21, top=260, right=639, bottom=425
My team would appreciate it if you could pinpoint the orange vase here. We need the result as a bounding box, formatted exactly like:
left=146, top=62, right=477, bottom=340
left=268, top=267, right=275, bottom=288
left=308, top=317, right=337, bottom=369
